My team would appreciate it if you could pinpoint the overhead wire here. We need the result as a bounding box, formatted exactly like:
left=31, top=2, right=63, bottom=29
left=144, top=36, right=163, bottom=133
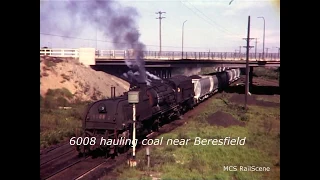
left=41, top=0, right=246, bottom=51
left=182, top=0, right=243, bottom=38
left=179, top=0, right=242, bottom=39
left=40, top=32, right=232, bottom=50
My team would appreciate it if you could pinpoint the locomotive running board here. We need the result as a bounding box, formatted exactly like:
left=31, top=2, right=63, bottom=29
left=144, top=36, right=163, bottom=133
left=146, top=132, right=154, bottom=138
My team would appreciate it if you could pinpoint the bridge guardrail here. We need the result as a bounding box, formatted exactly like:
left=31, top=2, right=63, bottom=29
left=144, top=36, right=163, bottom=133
left=40, top=48, right=79, bottom=58
left=40, top=48, right=280, bottom=61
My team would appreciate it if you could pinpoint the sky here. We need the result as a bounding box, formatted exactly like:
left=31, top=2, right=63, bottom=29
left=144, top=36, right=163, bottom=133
left=40, top=0, right=280, bottom=53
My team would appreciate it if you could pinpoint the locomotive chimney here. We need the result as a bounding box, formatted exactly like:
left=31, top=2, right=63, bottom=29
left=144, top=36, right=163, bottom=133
left=138, top=82, right=147, bottom=86
left=138, top=82, right=147, bottom=91
left=111, top=86, right=116, bottom=98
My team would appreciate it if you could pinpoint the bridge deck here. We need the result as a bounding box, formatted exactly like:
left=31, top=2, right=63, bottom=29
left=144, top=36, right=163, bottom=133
left=95, top=59, right=280, bottom=68
left=40, top=48, right=280, bottom=67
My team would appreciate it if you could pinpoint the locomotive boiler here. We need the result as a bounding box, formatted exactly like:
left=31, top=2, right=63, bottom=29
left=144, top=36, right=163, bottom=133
left=78, top=75, right=195, bottom=157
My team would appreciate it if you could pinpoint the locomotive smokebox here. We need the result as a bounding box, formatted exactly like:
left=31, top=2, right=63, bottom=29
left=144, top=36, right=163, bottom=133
left=138, top=82, right=147, bottom=86
left=111, top=86, right=116, bottom=98
left=138, top=82, right=147, bottom=88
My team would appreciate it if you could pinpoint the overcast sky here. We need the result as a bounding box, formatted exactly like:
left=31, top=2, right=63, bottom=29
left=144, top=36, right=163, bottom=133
left=40, top=0, right=280, bottom=52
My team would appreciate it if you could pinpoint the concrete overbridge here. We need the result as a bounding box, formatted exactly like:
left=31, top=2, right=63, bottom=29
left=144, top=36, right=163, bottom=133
left=40, top=48, right=280, bottom=86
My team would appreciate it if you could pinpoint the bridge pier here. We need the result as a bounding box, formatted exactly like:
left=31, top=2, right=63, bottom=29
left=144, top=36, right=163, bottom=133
left=91, top=66, right=173, bottom=81
left=249, top=67, right=253, bottom=87
left=148, top=68, right=171, bottom=79
left=161, top=68, right=171, bottom=78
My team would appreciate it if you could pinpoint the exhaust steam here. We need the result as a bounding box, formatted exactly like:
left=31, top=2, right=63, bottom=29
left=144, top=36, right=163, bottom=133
left=40, top=0, right=161, bottom=86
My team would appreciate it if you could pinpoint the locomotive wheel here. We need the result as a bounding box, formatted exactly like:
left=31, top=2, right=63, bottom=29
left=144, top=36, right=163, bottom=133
left=152, top=120, right=160, bottom=132
left=78, top=145, right=90, bottom=157
left=84, top=145, right=91, bottom=156
left=105, top=148, right=110, bottom=158
left=119, top=145, right=129, bottom=154
left=109, top=145, right=118, bottom=159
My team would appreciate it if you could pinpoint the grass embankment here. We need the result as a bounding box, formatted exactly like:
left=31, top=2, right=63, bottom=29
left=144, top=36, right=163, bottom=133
left=110, top=93, right=280, bottom=180
left=253, top=67, right=279, bottom=80
left=40, top=88, right=90, bottom=149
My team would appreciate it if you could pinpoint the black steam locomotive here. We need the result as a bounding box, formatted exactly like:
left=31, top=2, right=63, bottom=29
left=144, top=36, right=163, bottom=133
left=77, top=69, right=240, bottom=157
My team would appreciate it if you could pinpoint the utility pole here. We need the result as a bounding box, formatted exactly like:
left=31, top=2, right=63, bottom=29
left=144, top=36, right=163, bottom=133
left=276, top=47, right=280, bottom=58
left=242, top=38, right=254, bottom=59
left=156, top=11, right=166, bottom=56
left=234, top=50, right=238, bottom=60
left=265, top=47, right=269, bottom=59
left=265, top=47, right=269, bottom=57
left=239, top=46, right=242, bottom=59
left=244, top=16, right=252, bottom=110
left=182, top=20, right=187, bottom=59
left=257, top=17, right=265, bottom=59
left=255, top=38, right=258, bottom=59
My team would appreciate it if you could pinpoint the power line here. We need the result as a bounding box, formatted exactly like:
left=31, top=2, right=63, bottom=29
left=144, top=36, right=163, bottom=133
left=143, top=1, right=241, bottom=42
left=40, top=32, right=228, bottom=50
left=114, top=0, right=272, bottom=1
left=182, top=0, right=242, bottom=37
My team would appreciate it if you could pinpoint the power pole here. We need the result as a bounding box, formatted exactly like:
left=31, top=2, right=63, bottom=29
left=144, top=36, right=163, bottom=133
left=156, top=11, right=166, bottom=56
left=255, top=38, right=258, bottom=59
left=239, top=46, right=242, bottom=59
left=265, top=48, right=270, bottom=57
left=242, top=38, right=254, bottom=55
left=234, top=49, right=238, bottom=60
left=244, top=16, right=252, bottom=110
left=276, top=47, right=280, bottom=58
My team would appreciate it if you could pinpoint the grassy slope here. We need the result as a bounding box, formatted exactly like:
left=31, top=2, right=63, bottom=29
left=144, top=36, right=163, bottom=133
left=253, top=67, right=279, bottom=80
left=40, top=88, right=89, bottom=149
left=110, top=93, right=280, bottom=180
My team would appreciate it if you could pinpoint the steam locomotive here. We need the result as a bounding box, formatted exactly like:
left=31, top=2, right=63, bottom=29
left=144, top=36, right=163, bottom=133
left=77, top=69, right=241, bottom=157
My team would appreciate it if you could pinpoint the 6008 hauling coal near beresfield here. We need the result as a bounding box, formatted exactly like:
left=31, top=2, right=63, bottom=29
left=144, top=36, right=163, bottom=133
left=76, top=68, right=241, bottom=157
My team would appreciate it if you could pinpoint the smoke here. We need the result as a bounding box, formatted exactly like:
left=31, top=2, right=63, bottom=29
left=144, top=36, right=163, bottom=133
left=146, top=71, right=161, bottom=80
left=183, top=67, right=201, bottom=76
left=40, top=0, right=161, bottom=85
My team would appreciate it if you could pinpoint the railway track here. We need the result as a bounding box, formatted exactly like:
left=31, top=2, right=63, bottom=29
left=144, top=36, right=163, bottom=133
left=40, top=142, right=74, bottom=166
left=40, top=118, right=186, bottom=180
left=40, top=142, right=70, bottom=155
left=40, top=150, right=81, bottom=179
left=45, top=156, right=106, bottom=180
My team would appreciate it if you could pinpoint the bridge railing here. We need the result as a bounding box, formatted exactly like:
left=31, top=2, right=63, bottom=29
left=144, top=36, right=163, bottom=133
left=40, top=48, right=79, bottom=58
left=149, top=51, right=280, bottom=61
left=40, top=48, right=280, bottom=61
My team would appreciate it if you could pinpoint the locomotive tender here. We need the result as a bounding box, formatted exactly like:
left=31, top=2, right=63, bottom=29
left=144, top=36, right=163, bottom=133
left=77, top=68, right=241, bottom=157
